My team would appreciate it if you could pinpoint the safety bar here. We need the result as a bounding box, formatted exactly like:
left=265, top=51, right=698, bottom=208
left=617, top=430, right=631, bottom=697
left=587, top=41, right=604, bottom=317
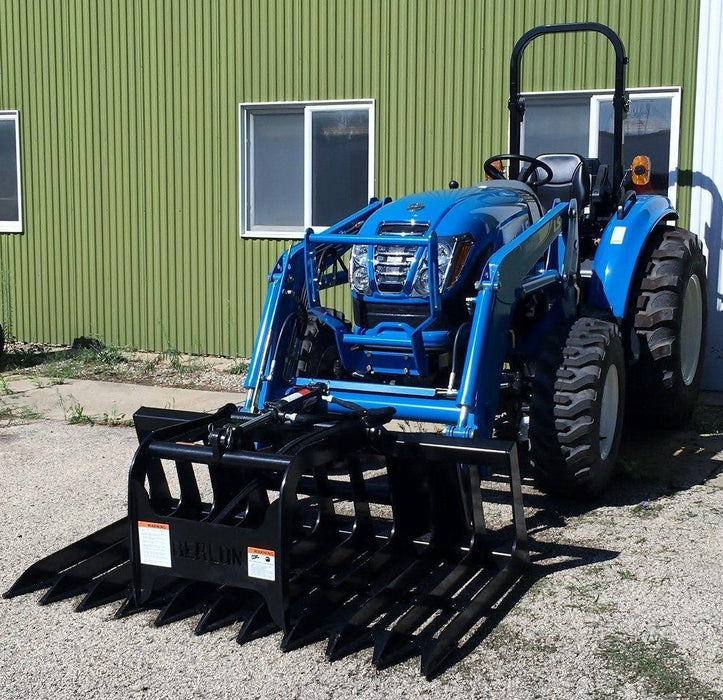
left=508, top=22, right=628, bottom=193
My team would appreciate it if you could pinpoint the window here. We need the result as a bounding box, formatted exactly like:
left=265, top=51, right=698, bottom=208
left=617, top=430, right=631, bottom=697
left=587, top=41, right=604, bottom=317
left=0, top=111, right=22, bottom=233
left=520, top=88, right=681, bottom=203
left=240, top=100, right=374, bottom=238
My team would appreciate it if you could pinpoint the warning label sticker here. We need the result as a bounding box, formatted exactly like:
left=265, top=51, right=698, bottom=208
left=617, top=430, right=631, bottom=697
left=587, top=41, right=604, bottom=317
left=610, top=226, right=626, bottom=245
left=138, top=521, right=172, bottom=568
left=247, top=547, right=275, bottom=581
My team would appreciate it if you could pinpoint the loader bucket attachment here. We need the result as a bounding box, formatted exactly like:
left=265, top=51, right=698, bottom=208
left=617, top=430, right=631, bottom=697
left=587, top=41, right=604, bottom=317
left=6, top=388, right=528, bottom=679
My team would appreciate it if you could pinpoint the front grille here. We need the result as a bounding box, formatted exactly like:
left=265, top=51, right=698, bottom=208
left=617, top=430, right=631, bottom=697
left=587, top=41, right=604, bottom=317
left=373, top=223, right=428, bottom=293
left=373, top=245, right=418, bottom=292
left=378, top=223, right=429, bottom=235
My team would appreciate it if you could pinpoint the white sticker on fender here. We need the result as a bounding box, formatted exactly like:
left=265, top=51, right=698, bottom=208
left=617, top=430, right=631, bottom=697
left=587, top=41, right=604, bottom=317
left=248, top=547, right=276, bottom=581
left=138, top=521, right=172, bottom=568
left=611, top=226, right=626, bottom=244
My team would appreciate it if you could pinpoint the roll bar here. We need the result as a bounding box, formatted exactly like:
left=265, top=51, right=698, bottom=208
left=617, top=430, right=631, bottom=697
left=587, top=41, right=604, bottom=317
left=508, top=22, right=628, bottom=194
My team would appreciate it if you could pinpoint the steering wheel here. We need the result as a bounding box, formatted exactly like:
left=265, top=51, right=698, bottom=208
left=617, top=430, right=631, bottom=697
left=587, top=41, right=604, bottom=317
left=483, top=154, right=554, bottom=186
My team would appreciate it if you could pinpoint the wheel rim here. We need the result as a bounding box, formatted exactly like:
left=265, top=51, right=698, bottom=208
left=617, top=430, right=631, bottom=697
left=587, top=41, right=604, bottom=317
left=680, top=274, right=703, bottom=386
left=599, top=365, right=620, bottom=461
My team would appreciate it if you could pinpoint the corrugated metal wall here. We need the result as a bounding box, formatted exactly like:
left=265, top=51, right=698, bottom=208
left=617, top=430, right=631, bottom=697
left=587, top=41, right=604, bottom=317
left=691, top=0, right=723, bottom=389
left=0, top=0, right=700, bottom=356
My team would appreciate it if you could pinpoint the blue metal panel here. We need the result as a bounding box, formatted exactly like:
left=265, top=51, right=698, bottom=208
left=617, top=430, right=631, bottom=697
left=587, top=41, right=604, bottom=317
left=589, top=195, right=677, bottom=318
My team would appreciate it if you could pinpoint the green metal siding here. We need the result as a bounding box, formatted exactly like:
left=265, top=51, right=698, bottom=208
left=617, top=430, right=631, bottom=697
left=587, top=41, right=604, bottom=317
left=0, top=0, right=700, bottom=355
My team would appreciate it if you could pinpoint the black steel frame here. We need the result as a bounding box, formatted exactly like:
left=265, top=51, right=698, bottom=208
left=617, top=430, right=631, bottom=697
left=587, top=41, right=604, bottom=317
left=5, top=402, right=528, bottom=680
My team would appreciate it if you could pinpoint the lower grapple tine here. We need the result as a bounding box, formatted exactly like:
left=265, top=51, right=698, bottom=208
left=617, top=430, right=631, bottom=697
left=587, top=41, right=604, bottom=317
left=372, top=630, right=419, bottom=670
left=39, top=540, right=130, bottom=605
left=155, top=581, right=218, bottom=627
left=236, top=601, right=277, bottom=645
left=194, top=588, right=263, bottom=635
left=4, top=518, right=128, bottom=599
left=420, top=559, right=526, bottom=679
left=115, top=578, right=180, bottom=619
left=76, top=562, right=132, bottom=612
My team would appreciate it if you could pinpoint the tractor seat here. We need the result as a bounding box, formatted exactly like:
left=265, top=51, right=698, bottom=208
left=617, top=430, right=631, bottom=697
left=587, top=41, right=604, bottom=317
left=534, top=153, right=590, bottom=211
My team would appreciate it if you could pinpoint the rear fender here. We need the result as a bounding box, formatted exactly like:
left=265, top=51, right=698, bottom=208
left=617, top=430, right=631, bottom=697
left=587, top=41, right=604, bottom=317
left=588, top=194, right=677, bottom=319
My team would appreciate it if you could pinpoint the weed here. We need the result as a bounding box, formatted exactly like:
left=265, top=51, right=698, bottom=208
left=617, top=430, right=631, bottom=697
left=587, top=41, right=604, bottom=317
left=96, top=406, right=133, bottom=427
left=60, top=396, right=95, bottom=426
left=0, top=400, right=41, bottom=423
left=618, top=570, right=637, bottom=581
left=229, top=358, right=249, bottom=376
left=160, top=347, right=183, bottom=371
left=631, top=501, right=663, bottom=518
left=17, top=405, right=41, bottom=420
left=0, top=375, right=12, bottom=395
left=617, top=457, right=655, bottom=483
left=598, top=634, right=718, bottom=699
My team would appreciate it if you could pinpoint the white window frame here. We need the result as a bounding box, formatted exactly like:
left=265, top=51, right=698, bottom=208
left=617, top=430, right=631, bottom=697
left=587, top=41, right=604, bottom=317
left=519, top=87, right=682, bottom=205
left=239, top=99, right=375, bottom=239
left=0, top=110, right=23, bottom=233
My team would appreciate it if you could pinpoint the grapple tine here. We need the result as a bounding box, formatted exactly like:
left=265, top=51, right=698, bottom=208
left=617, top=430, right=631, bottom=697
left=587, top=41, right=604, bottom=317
left=39, top=539, right=130, bottom=605
left=420, top=556, right=527, bottom=680
left=76, top=562, right=132, bottom=612
left=4, top=518, right=128, bottom=599
left=115, top=578, right=180, bottom=619
left=236, top=601, right=277, bottom=645
left=194, top=588, right=262, bottom=635
left=325, top=622, right=372, bottom=662
left=154, top=580, right=218, bottom=627
left=372, top=630, right=419, bottom=670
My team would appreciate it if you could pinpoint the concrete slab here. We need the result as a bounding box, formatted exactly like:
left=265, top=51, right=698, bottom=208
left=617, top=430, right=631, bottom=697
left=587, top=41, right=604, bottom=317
left=1, top=378, right=244, bottom=422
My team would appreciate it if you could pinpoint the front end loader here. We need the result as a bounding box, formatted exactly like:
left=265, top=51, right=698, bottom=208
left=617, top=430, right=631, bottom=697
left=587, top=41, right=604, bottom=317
left=5, top=23, right=707, bottom=679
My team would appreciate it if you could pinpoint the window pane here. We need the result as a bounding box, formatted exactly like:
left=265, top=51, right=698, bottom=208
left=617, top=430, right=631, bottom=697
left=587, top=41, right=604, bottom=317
left=598, top=97, right=672, bottom=195
left=250, top=112, right=304, bottom=228
left=311, top=110, right=369, bottom=227
left=521, top=95, right=591, bottom=157
left=0, top=118, right=19, bottom=222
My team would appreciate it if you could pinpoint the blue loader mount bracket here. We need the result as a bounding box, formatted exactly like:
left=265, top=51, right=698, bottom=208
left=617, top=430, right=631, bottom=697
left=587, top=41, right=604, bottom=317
left=5, top=21, right=708, bottom=681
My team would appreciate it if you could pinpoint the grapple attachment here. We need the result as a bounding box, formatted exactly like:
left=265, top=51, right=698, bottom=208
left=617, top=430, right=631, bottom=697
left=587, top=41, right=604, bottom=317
left=5, top=386, right=528, bottom=679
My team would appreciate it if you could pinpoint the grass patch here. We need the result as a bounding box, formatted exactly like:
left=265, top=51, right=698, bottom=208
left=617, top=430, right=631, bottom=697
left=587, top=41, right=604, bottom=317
left=599, top=634, right=719, bottom=699
left=0, top=375, right=12, bottom=395
left=0, top=400, right=42, bottom=423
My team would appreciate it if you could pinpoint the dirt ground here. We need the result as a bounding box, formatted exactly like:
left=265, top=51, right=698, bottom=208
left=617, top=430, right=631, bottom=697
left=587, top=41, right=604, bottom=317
left=0, top=397, right=721, bottom=699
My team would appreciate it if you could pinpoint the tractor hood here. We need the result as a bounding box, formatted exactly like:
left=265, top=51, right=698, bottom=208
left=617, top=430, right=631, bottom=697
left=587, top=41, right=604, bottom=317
left=359, top=185, right=534, bottom=240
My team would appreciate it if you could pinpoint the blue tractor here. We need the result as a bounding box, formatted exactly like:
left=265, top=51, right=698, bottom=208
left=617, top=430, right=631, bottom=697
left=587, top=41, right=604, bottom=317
left=7, top=23, right=707, bottom=679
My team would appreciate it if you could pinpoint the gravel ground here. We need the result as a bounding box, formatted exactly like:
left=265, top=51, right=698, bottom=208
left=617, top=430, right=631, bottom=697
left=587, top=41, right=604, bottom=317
left=1, top=341, right=245, bottom=393
left=0, top=419, right=721, bottom=699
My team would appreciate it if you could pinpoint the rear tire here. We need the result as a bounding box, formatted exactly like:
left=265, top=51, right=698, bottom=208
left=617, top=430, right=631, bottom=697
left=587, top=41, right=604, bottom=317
left=627, top=227, right=707, bottom=428
left=529, top=317, right=626, bottom=499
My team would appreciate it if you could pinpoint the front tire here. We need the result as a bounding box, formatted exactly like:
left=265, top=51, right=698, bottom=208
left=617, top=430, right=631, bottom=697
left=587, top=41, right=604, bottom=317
left=627, top=227, right=707, bottom=428
left=529, top=317, right=626, bottom=499
left=296, top=313, right=345, bottom=379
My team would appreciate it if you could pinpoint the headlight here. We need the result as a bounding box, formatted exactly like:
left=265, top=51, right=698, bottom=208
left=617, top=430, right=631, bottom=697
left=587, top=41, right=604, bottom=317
left=412, top=240, right=466, bottom=296
left=350, top=245, right=371, bottom=294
